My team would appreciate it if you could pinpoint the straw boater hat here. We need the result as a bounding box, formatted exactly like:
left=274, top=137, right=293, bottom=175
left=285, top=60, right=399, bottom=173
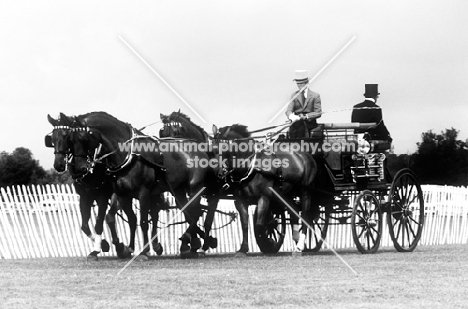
left=293, top=70, right=309, bottom=83
left=364, top=84, right=380, bottom=97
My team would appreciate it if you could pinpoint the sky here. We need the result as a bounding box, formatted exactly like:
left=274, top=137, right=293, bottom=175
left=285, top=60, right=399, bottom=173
left=1, top=0, right=467, bottom=170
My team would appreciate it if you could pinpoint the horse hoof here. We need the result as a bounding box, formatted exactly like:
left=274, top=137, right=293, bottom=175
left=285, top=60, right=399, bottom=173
left=116, top=243, right=132, bottom=259
left=197, top=250, right=206, bottom=258
left=207, top=236, right=218, bottom=249
left=135, top=254, right=149, bottom=262
left=180, top=244, right=191, bottom=255
left=234, top=251, right=247, bottom=258
left=101, top=239, right=110, bottom=253
left=292, top=251, right=303, bottom=257
left=87, top=251, right=99, bottom=262
left=191, top=237, right=202, bottom=251
left=154, top=243, right=164, bottom=256
left=180, top=251, right=198, bottom=259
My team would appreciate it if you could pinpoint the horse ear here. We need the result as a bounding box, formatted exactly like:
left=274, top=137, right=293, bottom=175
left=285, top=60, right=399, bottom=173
left=47, top=114, right=59, bottom=127
left=212, top=124, right=218, bottom=136
left=73, top=116, right=85, bottom=127
left=59, top=112, right=73, bottom=127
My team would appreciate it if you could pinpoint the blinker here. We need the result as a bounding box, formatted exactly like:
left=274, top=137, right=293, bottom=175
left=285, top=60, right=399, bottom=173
left=45, top=134, right=54, bottom=148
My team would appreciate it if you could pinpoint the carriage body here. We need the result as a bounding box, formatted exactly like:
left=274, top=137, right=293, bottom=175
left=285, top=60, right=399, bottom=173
left=263, top=122, right=425, bottom=254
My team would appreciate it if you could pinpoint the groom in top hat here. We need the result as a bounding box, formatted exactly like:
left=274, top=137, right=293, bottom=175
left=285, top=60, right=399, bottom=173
left=351, top=84, right=392, bottom=142
left=286, top=70, right=322, bottom=138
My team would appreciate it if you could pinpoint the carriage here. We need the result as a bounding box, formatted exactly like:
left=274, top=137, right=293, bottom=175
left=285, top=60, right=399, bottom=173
left=253, top=122, right=424, bottom=254
left=46, top=111, right=424, bottom=259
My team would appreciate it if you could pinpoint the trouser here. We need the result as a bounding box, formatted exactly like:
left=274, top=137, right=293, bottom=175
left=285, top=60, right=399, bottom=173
left=289, top=119, right=317, bottom=138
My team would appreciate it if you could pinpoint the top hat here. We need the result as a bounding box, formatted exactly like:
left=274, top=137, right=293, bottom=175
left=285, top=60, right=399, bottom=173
left=293, top=70, right=309, bottom=83
left=364, top=84, right=380, bottom=97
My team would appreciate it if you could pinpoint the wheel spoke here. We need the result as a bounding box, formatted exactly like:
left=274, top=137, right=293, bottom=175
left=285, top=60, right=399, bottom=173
left=369, top=228, right=376, bottom=244
left=406, top=219, right=417, bottom=240
left=395, top=219, right=402, bottom=239
left=408, top=215, right=421, bottom=225
left=366, top=231, right=371, bottom=249
left=357, top=226, right=366, bottom=239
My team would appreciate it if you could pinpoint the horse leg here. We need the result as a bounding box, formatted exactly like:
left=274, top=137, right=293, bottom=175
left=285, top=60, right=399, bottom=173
left=199, top=195, right=219, bottom=255
left=234, top=194, right=249, bottom=256
left=135, top=190, right=151, bottom=261
left=150, top=195, right=163, bottom=256
left=295, top=189, right=313, bottom=253
left=78, top=194, right=100, bottom=261
left=105, top=194, right=133, bottom=259
left=175, top=190, right=201, bottom=258
left=92, top=191, right=111, bottom=257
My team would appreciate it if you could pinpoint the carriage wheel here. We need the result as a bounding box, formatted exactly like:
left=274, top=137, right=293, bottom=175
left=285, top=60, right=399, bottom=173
left=304, top=206, right=330, bottom=252
left=387, top=168, right=424, bottom=252
left=351, top=190, right=383, bottom=254
left=254, top=208, right=287, bottom=254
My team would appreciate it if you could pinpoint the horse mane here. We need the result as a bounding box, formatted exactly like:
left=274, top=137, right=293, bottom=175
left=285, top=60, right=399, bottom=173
left=75, top=111, right=128, bottom=127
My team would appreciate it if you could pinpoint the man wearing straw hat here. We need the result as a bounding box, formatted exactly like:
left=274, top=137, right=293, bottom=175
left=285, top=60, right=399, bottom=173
left=285, top=70, right=322, bottom=138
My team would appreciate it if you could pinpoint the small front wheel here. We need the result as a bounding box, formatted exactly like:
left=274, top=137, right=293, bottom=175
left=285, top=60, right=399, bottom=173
left=254, top=208, right=286, bottom=254
left=351, top=190, right=383, bottom=254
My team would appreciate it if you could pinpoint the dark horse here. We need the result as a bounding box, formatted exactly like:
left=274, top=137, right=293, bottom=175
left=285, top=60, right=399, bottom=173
left=214, top=124, right=318, bottom=253
left=159, top=111, right=223, bottom=254
left=69, top=111, right=213, bottom=259
left=46, top=113, right=134, bottom=260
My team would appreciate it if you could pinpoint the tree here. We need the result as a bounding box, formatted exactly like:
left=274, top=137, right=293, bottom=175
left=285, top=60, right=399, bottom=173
left=0, top=147, right=47, bottom=187
left=411, top=128, right=468, bottom=186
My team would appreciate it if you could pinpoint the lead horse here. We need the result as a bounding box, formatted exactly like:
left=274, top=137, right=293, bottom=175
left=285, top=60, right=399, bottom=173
left=69, top=111, right=213, bottom=259
left=46, top=113, right=134, bottom=260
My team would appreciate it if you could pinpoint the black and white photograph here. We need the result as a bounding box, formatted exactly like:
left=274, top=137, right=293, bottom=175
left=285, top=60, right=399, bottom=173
left=1, top=1, right=467, bottom=308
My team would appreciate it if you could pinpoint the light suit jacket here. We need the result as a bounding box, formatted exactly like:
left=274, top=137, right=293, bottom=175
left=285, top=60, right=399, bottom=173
left=285, top=89, right=322, bottom=120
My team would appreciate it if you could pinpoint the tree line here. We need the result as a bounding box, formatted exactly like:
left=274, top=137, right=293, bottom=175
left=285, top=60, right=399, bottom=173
left=1, top=128, right=467, bottom=187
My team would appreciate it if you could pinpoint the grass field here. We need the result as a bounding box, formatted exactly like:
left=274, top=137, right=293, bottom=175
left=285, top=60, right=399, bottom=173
left=1, top=244, right=467, bottom=308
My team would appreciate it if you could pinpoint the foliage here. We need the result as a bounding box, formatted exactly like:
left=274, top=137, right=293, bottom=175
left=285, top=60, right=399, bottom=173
left=386, top=153, right=410, bottom=178
left=410, top=128, right=468, bottom=186
left=0, top=147, right=46, bottom=187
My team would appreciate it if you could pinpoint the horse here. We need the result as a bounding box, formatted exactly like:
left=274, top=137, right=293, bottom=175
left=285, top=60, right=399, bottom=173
left=46, top=113, right=135, bottom=260
left=214, top=124, right=318, bottom=253
left=69, top=111, right=212, bottom=259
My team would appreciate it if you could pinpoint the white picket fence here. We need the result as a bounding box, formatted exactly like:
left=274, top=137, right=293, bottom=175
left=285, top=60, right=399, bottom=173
left=0, top=184, right=467, bottom=259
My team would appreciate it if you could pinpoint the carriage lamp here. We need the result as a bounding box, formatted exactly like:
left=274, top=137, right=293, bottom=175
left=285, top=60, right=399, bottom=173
left=356, top=135, right=371, bottom=154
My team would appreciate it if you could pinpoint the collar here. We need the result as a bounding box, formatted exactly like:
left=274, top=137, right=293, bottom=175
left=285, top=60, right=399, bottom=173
left=365, top=97, right=376, bottom=103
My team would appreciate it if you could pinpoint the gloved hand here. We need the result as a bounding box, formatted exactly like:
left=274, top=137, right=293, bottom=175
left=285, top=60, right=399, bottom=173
left=288, top=114, right=300, bottom=122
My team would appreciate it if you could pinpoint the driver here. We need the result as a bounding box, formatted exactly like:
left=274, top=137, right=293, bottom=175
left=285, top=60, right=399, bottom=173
left=285, top=70, right=322, bottom=138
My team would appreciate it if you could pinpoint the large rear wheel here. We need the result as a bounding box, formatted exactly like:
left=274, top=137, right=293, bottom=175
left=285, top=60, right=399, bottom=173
left=387, top=168, right=424, bottom=252
left=254, top=208, right=286, bottom=254
left=351, top=190, right=383, bottom=254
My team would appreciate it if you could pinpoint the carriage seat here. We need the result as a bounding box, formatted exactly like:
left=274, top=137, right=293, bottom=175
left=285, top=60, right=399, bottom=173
left=370, top=140, right=392, bottom=152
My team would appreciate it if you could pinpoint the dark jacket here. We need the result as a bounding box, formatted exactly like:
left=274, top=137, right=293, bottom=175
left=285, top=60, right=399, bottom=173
left=351, top=99, right=392, bottom=142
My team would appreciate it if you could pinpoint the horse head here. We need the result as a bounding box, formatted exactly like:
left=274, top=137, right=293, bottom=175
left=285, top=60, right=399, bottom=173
left=46, top=112, right=74, bottom=172
left=68, top=112, right=132, bottom=176
left=160, top=111, right=208, bottom=142
left=67, top=115, right=103, bottom=177
left=213, top=124, right=250, bottom=140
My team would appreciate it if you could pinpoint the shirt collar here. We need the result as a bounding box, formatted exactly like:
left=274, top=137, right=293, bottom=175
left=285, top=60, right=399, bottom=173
left=365, top=97, right=375, bottom=103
